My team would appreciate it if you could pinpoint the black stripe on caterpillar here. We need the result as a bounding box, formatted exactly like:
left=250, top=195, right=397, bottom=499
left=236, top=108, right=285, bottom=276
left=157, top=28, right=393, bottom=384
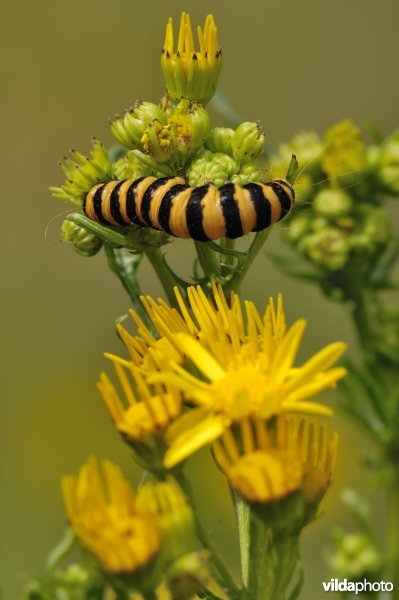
left=83, top=176, right=295, bottom=241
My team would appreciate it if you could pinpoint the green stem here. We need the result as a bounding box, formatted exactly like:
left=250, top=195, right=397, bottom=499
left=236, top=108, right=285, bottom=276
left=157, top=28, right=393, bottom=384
left=104, top=245, right=150, bottom=325
left=145, top=247, right=179, bottom=307
left=268, top=536, right=300, bottom=600
left=233, top=490, right=250, bottom=588
left=243, top=510, right=300, bottom=600
left=175, top=471, right=241, bottom=599
left=67, top=212, right=137, bottom=250
left=224, top=229, right=272, bottom=295
left=220, top=238, right=236, bottom=278
left=387, top=459, right=399, bottom=598
left=246, top=511, right=270, bottom=600
left=44, top=528, right=75, bottom=573
left=194, top=241, right=221, bottom=280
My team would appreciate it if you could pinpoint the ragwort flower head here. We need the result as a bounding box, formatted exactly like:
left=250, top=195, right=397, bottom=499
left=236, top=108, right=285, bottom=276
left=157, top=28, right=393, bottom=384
left=98, top=355, right=182, bottom=471
left=143, top=283, right=346, bottom=468
left=62, top=457, right=160, bottom=575
left=161, top=13, right=222, bottom=105
left=213, top=417, right=338, bottom=531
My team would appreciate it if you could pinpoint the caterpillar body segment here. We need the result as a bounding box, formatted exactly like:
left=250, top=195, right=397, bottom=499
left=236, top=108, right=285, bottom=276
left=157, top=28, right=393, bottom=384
left=83, top=176, right=295, bottom=241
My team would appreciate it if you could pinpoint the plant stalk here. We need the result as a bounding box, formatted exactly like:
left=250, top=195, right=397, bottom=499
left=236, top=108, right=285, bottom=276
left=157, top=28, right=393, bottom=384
left=175, top=470, right=241, bottom=599
left=145, top=247, right=179, bottom=307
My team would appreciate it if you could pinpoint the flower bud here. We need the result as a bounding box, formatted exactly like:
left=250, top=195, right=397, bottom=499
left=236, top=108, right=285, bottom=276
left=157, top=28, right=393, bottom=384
left=231, top=162, right=268, bottom=185
left=322, top=120, right=367, bottom=186
left=113, top=150, right=152, bottom=180
left=168, top=100, right=210, bottom=158
left=136, top=478, right=198, bottom=566
left=61, top=218, right=103, bottom=257
left=313, top=188, right=353, bottom=219
left=206, top=127, right=234, bottom=154
left=303, top=228, right=349, bottom=271
left=213, top=418, right=339, bottom=536
left=284, top=215, right=312, bottom=244
left=328, top=531, right=383, bottom=580
left=187, top=150, right=239, bottom=187
left=141, top=120, right=173, bottom=163
left=377, top=130, right=399, bottom=194
left=110, top=102, right=167, bottom=150
left=350, top=206, right=391, bottom=255
left=50, top=140, right=112, bottom=205
left=161, top=13, right=222, bottom=104
left=231, top=122, right=265, bottom=163
left=166, top=552, right=209, bottom=600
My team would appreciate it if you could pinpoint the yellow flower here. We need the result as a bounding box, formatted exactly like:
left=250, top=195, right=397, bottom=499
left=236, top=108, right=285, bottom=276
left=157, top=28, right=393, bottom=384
left=116, top=304, right=186, bottom=371
left=98, top=355, right=182, bottom=469
left=146, top=286, right=346, bottom=468
left=212, top=417, right=338, bottom=506
left=62, top=457, right=160, bottom=574
left=161, top=13, right=222, bottom=104
left=136, top=478, right=198, bottom=562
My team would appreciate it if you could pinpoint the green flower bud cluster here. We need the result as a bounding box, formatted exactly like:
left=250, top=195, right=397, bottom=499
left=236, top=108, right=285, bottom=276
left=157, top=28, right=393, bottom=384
left=376, top=129, right=399, bottom=194
left=113, top=150, right=160, bottom=181
left=50, top=140, right=112, bottom=206
left=61, top=219, right=103, bottom=257
left=322, top=120, right=367, bottom=186
left=110, top=101, right=167, bottom=150
left=328, top=530, right=383, bottom=581
left=188, top=150, right=239, bottom=187
left=286, top=195, right=391, bottom=272
left=23, top=563, right=105, bottom=600
left=276, top=120, right=396, bottom=276
left=206, top=122, right=265, bottom=165
left=111, top=99, right=210, bottom=170
left=270, top=131, right=323, bottom=203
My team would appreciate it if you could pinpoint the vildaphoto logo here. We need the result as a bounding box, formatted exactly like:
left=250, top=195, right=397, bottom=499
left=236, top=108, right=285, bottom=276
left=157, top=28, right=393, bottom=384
left=322, top=579, right=394, bottom=594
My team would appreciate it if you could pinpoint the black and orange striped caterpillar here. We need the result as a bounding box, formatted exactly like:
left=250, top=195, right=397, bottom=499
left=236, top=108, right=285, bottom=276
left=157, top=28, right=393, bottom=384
left=83, top=176, right=295, bottom=241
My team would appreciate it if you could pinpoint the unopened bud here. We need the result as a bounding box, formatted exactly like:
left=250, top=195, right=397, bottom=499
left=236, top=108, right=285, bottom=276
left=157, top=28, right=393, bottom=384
left=110, top=102, right=167, bottom=150
left=168, top=100, right=210, bottom=158
left=350, top=206, right=391, bottom=254
left=303, top=228, right=349, bottom=271
left=166, top=551, right=209, bottom=600
left=187, top=151, right=239, bottom=187
left=161, top=13, right=222, bottom=104
left=377, top=130, right=399, bottom=195
left=231, top=122, right=265, bottom=163
left=284, top=215, right=311, bottom=245
left=113, top=150, right=151, bottom=180
left=328, top=531, right=383, bottom=580
left=313, top=189, right=353, bottom=218
left=61, top=219, right=103, bottom=257
left=206, top=127, right=234, bottom=154
left=322, top=120, right=367, bottom=185
left=50, top=140, right=112, bottom=205
left=231, top=162, right=268, bottom=185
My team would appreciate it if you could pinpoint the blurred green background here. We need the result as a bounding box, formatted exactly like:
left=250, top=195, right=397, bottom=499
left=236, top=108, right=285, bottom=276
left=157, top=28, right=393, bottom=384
left=2, top=0, right=399, bottom=597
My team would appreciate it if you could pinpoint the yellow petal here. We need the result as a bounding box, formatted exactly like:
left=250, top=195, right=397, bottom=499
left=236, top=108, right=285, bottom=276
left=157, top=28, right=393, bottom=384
left=270, top=319, right=307, bottom=382
left=164, top=414, right=229, bottom=468
left=149, top=371, right=210, bottom=405
left=166, top=406, right=212, bottom=442
left=282, top=401, right=334, bottom=417
left=285, top=367, right=347, bottom=403
left=175, top=333, right=225, bottom=382
left=285, top=342, right=347, bottom=391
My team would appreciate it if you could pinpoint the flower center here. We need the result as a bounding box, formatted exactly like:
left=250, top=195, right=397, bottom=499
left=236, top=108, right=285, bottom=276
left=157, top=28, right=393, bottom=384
left=211, top=364, right=282, bottom=421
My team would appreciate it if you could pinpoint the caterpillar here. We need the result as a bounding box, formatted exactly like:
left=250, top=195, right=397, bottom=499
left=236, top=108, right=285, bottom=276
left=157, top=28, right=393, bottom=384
left=83, top=176, right=295, bottom=241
